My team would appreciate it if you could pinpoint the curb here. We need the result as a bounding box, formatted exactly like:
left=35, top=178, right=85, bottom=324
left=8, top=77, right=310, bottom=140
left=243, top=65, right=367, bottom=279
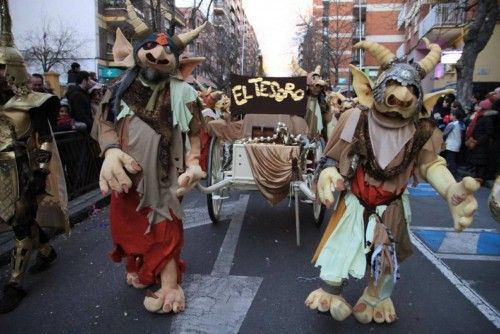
left=0, top=189, right=110, bottom=267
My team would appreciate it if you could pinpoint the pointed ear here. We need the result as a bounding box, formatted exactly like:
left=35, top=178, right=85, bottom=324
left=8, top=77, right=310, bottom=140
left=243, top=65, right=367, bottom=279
left=178, top=57, right=205, bottom=80
left=349, top=64, right=374, bottom=108
left=422, top=88, right=455, bottom=118
left=112, top=28, right=135, bottom=67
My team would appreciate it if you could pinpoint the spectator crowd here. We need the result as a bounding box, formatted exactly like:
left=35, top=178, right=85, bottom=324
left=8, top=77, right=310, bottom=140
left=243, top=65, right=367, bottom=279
left=432, top=87, right=500, bottom=185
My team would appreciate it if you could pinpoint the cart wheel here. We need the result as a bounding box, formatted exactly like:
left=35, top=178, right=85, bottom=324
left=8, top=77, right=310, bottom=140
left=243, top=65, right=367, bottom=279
left=207, top=136, right=224, bottom=224
left=312, top=139, right=325, bottom=228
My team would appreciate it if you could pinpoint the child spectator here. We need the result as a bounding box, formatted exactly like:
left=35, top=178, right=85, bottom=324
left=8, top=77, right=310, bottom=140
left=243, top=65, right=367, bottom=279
left=56, top=98, right=87, bottom=131
left=442, top=103, right=466, bottom=178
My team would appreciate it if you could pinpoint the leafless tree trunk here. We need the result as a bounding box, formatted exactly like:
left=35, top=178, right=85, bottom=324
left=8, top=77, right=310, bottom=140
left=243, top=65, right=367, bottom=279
left=456, top=0, right=498, bottom=109
left=22, top=20, right=84, bottom=73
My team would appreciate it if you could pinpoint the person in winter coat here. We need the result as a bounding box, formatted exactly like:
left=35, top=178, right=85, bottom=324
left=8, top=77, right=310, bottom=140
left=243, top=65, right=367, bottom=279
left=442, top=104, right=466, bottom=178
left=465, top=99, right=496, bottom=182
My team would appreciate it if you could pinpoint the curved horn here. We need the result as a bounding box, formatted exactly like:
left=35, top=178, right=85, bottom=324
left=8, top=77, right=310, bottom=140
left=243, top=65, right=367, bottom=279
left=354, top=40, right=394, bottom=66
left=290, top=56, right=308, bottom=76
left=175, top=21, right=207, bottom=50
left=125, top=0, right=151, bottom=38
left=417, top=37, right=442, bottom=76
left=314, top=65, right=321, bottom=75
left=194, top=78, right=208, bottom=94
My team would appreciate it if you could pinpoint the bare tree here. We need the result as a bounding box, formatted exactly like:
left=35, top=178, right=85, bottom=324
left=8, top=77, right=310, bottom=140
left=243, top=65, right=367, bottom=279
left=199, top=22, right=239, bottom=91
left=456, top=0, right=498, bottom=109
left=296, top=16, right=321, bottom=73
left=327, top=1, right=354, bottom=86
left=22, top=20, right=84, bottom=73
left=296, top=0, right=353, bottom=86
left=185, top=0, right=213, bottom=28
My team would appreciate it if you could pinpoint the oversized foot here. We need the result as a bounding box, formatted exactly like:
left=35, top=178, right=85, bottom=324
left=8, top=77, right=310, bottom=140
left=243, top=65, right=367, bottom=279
left=353, top=291, right=374, bottom=324
left=143, top=285, right=185, bottom=314
left=329, top=295, right=352, bottom=321
left=373, top=298, right=397, bottom=324
left=28, top=247, right=57, bottom=274
left=0, top=283, right=27, bottom=314
left=126, top=273, right=147, bottom=289
left=305, top=288, right=332, bottom=312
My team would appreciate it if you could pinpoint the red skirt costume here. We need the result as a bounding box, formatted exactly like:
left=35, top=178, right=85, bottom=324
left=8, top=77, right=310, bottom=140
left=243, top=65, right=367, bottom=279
left=109, top=189, right=185, bottom=285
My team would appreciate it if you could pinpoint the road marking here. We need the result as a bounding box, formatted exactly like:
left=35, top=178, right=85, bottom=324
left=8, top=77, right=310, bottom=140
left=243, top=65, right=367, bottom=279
left=412, top=228, right=500, bottom=257
left=211, top=195, right=249, bottom=277
left=411, top=226, right=497, bottom=233
left=183, top=200, right=239, bottom=230
left=437, top=253, right=500, bottom=261
left=407, top=183, right=438, bottom=197
left=171, top=194, right=263, bottom=334
left=438, top=232, right=480, bottom=254
left=411, top=231, right=500, bottom=329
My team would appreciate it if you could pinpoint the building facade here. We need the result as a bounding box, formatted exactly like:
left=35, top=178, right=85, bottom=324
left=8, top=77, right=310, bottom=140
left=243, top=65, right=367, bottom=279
left=306, top=0, right=499, bottom=94
left=306, top=0, right=404, bottom=91
left=11, top=0, right=259, bottom=89
left=397, top=0, right=500, bottom=93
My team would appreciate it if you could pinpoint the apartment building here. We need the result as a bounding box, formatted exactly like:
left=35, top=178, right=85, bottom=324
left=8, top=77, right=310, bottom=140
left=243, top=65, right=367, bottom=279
left=307, top=0, right=499, bottom=93
left=397, top=0, right=500, bottom=93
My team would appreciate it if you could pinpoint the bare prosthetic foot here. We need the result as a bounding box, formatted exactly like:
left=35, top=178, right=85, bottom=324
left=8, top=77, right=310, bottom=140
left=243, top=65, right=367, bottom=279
left=143, top=259, right=185, bottom=314
left=305, top=288, right=352, bottom=321
left=373, top=298, right=397, bottom=324
left=126, top=273, right=147, bottom=289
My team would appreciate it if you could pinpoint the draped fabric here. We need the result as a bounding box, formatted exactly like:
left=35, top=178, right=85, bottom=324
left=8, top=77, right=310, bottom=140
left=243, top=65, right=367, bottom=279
left=244, top=144, right=300, bottom=205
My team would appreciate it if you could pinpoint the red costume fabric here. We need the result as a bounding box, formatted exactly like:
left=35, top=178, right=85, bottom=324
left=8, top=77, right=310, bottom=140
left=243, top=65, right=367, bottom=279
left=109, top=189, right=185, bottom=285
left=350, top=167, right=401, bottom=208
left=199, top=127, right=211, bottom=172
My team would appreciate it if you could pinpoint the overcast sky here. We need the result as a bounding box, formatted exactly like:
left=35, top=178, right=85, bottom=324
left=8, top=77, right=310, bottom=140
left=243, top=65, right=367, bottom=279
left=178, top=0, right=312, bottom=76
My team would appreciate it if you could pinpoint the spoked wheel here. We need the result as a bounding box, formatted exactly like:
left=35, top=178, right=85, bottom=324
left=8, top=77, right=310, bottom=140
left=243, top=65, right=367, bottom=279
left=311, top=140, right=325, bottom=228
left=207, top=136, right=225, bottom=224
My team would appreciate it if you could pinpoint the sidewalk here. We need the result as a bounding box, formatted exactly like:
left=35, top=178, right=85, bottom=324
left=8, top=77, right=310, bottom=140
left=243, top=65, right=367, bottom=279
left=0, top=189, right=109, bottom=266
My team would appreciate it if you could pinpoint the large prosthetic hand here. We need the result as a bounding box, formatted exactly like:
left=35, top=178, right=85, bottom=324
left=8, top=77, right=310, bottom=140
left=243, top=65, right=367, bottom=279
left=99, top=148, right=142, bottom=194
left=317, top=166, right=346, bottom=208
left=420, top=156, right=480, bottom=231
left=176, top=134, right=206, bottom=196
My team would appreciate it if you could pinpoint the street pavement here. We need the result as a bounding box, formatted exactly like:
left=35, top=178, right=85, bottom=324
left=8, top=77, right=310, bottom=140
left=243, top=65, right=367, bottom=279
left=0, top=184, right=499, bottom=333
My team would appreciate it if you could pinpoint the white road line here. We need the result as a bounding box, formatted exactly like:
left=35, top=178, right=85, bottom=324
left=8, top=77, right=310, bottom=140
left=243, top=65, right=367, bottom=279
left=411, top=231, right=500, bottom=329
left=411, top=226, right=498, bottom=233
left=211, top=194, right=250, bottom=276
left=171, top=194, right=262, bottom=334
left=437, top=253, right=500, bottom=262
left=183, top=200, right=239, bottom=230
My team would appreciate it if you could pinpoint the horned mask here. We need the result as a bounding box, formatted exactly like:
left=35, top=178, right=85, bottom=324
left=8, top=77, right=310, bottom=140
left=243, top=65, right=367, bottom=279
left=113, top=0, right=206, bottom=76
left=350, top=38, right=441, bottom=119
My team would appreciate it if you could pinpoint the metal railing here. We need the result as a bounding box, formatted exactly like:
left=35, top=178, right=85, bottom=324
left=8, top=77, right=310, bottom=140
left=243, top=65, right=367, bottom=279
left=418, top=3, right=466, bottom=39
left=104, top=0, right=125, bottom=8
left=54, top=131, right=102, bottom=200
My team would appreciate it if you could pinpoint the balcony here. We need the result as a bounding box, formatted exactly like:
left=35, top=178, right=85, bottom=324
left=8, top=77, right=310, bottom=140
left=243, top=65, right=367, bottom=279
left=418, top=3, right=466, bottom=41
left=353, top=0, right=367, bottom=6
left=102, top=0, right=127, bottom=19
left=352, top=22, right=365, bottom=40
left=213, top=0, right=226, bottom=16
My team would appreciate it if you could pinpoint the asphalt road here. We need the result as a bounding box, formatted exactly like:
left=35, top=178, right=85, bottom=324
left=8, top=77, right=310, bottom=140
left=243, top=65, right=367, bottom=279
left=0, top=185, right=499, bottom=334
